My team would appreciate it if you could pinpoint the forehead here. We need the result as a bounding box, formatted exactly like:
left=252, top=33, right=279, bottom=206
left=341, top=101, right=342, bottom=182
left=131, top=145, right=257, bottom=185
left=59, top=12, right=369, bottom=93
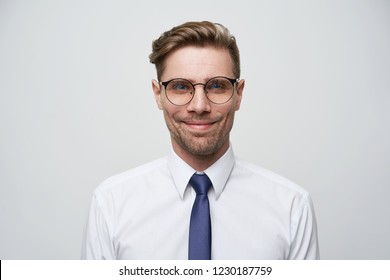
left=161, top=46, right=234, bottom=82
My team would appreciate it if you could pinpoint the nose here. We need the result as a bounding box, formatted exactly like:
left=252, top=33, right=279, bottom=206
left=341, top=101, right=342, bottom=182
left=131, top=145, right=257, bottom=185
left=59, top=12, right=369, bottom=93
left=186, top=85, right=211, bottom=114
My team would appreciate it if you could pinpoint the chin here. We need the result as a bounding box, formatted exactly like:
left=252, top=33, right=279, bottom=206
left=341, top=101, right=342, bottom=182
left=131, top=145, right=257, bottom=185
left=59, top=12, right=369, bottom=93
left=181, top=138, right=225, bottom=157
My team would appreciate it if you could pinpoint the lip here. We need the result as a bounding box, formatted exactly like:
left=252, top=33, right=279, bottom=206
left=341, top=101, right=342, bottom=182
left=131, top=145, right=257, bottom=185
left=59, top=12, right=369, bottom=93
left=183, top=121, right=216, bottom=131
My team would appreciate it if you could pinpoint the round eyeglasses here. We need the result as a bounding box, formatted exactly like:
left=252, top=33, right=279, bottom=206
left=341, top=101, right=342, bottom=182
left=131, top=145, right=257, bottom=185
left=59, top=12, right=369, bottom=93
left=160, top=76, right=238, bottom=106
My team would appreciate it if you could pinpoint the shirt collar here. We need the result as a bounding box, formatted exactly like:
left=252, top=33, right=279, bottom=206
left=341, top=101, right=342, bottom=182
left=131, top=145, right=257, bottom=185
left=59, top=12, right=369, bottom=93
left=168, top=145, right=235, bottom=200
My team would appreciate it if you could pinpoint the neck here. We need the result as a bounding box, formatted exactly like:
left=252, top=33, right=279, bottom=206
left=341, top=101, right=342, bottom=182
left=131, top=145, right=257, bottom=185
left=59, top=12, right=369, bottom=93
left=172, top=141, right=229, bottom=171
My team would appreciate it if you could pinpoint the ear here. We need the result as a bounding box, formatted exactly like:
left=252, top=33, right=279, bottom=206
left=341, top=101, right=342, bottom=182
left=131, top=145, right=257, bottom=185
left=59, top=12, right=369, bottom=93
left=234, top=79, right=245, bottom=111
left=152, top=79, right=163, bottom=110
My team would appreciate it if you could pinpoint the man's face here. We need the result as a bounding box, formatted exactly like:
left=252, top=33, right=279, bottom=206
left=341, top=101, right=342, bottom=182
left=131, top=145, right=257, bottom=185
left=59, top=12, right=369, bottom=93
left=152, top=46, right=244, bottom=160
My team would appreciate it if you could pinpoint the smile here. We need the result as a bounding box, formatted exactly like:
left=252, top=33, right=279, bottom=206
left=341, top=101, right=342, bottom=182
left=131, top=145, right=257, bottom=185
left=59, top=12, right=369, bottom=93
left=183, top=121, right=216, bottom=132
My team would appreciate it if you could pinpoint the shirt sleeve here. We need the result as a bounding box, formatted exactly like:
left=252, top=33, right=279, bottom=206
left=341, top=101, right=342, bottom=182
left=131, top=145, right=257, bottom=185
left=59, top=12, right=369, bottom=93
left=288, top=195, right=320, bottom=259
left=81, top=192, right=116, bottom=259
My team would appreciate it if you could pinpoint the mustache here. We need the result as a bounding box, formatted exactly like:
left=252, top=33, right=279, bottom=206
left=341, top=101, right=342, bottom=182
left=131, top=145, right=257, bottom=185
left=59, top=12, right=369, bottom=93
left=178, top=115, right=221, bottom=123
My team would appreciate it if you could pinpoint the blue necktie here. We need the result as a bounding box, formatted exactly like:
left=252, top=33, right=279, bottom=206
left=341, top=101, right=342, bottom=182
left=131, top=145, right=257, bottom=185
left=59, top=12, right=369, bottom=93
left=188, top=173, right=212, bottom=260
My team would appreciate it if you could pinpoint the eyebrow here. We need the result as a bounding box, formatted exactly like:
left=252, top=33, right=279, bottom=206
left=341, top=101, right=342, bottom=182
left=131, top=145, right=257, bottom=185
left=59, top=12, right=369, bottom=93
left=170, top=76, right=221, bottom=83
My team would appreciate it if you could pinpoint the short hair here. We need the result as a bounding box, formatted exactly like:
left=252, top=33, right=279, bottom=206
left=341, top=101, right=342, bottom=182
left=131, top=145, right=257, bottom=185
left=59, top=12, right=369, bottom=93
left=149, top=21, right=240, bottom=81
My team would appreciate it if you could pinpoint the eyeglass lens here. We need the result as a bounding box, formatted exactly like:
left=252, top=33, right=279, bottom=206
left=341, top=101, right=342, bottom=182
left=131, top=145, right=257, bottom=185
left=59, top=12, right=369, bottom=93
left=165, top=77, right=234, bottom=105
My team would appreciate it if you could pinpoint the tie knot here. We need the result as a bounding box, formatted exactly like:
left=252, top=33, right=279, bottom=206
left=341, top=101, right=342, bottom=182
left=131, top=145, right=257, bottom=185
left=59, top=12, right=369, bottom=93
left=190, top=173, right=212, bottom=195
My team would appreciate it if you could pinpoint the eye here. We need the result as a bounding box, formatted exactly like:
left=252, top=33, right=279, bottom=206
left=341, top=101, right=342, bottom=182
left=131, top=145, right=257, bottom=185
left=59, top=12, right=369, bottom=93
left=206, top=79, right=230, bottom=92
left=169, top=80, right=192, bottom=91
left=209, top=82, right=223, bottom=89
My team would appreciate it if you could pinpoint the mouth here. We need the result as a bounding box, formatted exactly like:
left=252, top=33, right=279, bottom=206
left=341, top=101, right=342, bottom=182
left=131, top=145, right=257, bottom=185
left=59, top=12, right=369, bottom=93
left=183, top=120, right=216, bottom=132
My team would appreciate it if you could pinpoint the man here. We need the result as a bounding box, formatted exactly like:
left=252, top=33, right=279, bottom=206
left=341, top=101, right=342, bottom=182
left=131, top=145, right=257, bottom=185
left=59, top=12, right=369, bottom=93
left=82, top=21, right=319, bottom=260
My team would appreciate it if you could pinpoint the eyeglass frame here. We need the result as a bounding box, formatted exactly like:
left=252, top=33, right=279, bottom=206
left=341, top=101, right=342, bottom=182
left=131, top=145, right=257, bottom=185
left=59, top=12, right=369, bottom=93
left=159, top=76, right=239, bottom=106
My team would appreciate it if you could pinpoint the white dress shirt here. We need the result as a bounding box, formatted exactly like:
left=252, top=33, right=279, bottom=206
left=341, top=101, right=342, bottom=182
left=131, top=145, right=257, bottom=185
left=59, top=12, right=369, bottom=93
left=82, top=146, right=319, bottom=259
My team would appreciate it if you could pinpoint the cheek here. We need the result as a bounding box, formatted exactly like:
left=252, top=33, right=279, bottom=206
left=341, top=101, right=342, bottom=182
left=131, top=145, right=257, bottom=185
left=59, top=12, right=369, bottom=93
left=220, top=105, right=236, bottom=123
left=162, top=105, right=181, bottom=125
left=224, top=111, right=236, bottom=129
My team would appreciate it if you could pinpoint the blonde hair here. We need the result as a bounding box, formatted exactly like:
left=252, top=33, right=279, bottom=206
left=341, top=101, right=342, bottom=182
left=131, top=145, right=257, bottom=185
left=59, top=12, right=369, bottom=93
left=149, top=21, right=240, bottom=80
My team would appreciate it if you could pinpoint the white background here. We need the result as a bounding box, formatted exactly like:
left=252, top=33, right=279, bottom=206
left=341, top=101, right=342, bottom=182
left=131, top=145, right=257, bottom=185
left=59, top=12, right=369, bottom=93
left=0, top=0, right=389, bottom=259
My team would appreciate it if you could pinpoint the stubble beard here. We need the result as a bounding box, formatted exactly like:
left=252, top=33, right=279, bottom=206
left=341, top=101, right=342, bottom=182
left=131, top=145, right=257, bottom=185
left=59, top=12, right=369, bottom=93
left=166, top=113, right=234, bottom=158
left=175, top=130, right=226, bottom=157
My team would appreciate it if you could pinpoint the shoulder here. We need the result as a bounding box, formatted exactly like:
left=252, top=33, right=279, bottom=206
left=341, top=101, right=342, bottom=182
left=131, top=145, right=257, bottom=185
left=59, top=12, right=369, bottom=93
left=233, top=157, right=310, bottom=198
left=94, top=157, right=169, bottom=195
